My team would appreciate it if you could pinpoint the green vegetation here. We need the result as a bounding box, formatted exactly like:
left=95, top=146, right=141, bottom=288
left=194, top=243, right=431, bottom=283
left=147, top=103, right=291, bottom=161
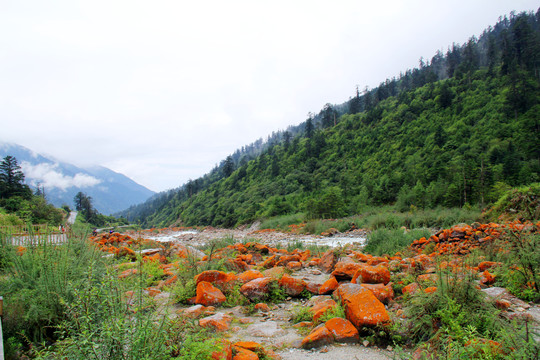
left=364, top=228, right=432, bottom=256
left=120, top=11, right=539, bottom=229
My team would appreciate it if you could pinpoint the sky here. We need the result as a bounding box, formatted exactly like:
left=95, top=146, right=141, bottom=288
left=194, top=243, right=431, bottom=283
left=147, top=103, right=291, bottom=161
left=1, top=1, right=538, bottom=192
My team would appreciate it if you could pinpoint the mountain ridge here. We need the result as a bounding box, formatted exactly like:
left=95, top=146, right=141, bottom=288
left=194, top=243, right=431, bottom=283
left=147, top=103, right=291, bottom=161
left=0, top=141, right=155, bottom=214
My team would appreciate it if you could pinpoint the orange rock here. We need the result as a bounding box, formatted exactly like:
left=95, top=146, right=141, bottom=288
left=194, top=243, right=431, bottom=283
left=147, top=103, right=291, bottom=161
left=351, top=264, right=390, bottom=284
left=118, top=268, right=138, bottom=278
left=233, top=341, right=263, bottom=352
left=293, top=321, right=313, bottom=328
left=182, top=304, right=209, bottom=318
left=116, top=246, right=136, bottom=261
left=335, top=283, right=390, bottom=328
left=254, top=303, right=271, bottom=312
left=331, top=262, right=363, bottom=281
left=196, top=281, right=227, bottom=306
left=195, top=270, right=237, bottom=289
left=312, top=299, right=338, bottom=323
left=402, top=282, right=420, bottom=295
left=366, top=256, right=388, bottom=266
left=212, top=339, right=233, bottom=360
left=424, top=286, right=437, bottom=294
left=238, top=270, right=264, bottom=284
left=275, top=254, right=302, bottom=267
left=324, top=317, right=359, bottom=343
left=145, top=287, right=161, bottom=297
left=417, top=273, right=438, bottom=283
left=278, top=274, right=306, bottom=297
left=240, top=277, right=272, bottom=301
left=301, top=325, right=334, bottom=349
left=319, top=250, right=336, bottom=273
left=480, top=270, right=495, bottom=285
left=478, top=261, right=499, bottom=272
left=232, top=347, right=259, bottom=360
left=286, top=261, right=303, bottom=271
left=305, top=281, right=322, bottom=295
left=495, top=299, right=511, bottom=310
left=262, top=266, right=285, bottom=279
left=199, top=313, right=232, bottom=332
left=359, top=283, right=394, bottom=304
left=157, top=274, right=178, bottom=289
left=319, top=277, right=339, bottom=295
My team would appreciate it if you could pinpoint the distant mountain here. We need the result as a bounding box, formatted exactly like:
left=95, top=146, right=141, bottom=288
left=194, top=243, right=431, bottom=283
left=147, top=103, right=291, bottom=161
left=0, top=142, right=155, bottom=214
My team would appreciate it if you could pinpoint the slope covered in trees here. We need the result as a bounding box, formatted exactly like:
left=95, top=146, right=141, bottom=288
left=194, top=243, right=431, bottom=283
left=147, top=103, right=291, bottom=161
left=119, top=10, right=540, bottom=228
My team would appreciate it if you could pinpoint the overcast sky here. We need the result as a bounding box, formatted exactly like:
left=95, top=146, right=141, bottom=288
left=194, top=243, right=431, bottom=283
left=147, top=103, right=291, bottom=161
left=1, top=1, right=538, bottom=192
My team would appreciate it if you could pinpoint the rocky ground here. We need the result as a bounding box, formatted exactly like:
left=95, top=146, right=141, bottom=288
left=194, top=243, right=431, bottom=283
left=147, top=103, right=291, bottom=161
left=90, top=222, right=539, bottom=359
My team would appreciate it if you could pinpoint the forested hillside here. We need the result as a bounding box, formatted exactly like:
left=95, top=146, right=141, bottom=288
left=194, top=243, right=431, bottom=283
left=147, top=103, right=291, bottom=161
left=119, top=10, right=540, bottom=228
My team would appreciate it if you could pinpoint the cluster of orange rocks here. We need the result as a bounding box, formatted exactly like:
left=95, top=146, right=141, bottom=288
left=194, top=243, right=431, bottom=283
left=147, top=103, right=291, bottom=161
left=87, top=221, right=537, bottom=359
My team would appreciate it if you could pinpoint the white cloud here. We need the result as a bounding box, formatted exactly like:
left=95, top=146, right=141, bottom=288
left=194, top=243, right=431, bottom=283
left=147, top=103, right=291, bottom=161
left=21, top=162, right=101, bottom=191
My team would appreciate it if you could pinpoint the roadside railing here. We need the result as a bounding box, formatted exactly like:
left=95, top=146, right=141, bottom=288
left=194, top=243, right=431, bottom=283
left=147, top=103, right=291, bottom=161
left=0, top=225, right=68, bottom=246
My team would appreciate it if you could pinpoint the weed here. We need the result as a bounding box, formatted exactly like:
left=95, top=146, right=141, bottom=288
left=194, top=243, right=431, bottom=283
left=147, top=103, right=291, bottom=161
left=317, top=303, right=346, bottom=324
left=290, top=306, right=313, bottom=324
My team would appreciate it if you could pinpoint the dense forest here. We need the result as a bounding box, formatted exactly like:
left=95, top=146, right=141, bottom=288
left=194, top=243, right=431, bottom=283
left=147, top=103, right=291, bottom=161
left=118, top=10, right=540, bottom=228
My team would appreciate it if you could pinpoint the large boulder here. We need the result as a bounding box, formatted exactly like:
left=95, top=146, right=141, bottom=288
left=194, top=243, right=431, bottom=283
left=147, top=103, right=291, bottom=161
left=301, top=324, right=334, bottom=349
left=319, top=250, right=337, bottom=273
left=359, top=283, right=394, bottom=304
left=240, top=277, right=272, bottom=301
left=238, top=270, right=264, bottom=284
left=351, top=264, right=391, bottom=285
left=199, top=313, right=233, bottom=332
left=196, top=281, right=226, bottom=306
left=319, top=277, right=339, bottom=295
left=195, top=270, right=237, bottom=289
left=278, top=274, right=306, bottom=297
left=325, top=317, right=360, bottom=343
left=335, top=283, right=390, bottom=328
left=330, top=262, right=363, bottom=281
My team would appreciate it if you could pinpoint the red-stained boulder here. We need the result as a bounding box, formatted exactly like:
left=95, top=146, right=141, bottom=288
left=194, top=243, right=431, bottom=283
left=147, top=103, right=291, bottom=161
left=305, top=281, right=322, bottom=295
left=199, top=313, right=233, bottom=332
left=275, top=254, right=301, bottom=267
left=286, top=261, right=303, bottom=271
left=480, top=270, right=495, bottom=285
left=278, top=274, right=306, bottom=297
left=196, top=281, right=227, bottom=306
left=195, top=270, right=237, bottom=289
left=477, top=261, right=499, bottom=272
left=325, top=317, right=360, bottom=343
left=240, top=277, right=272, bottom=301
left=116, top=246, right=137, bottom=261
left=319, top=277, right=339, bottom=295
left=319, top=250, right=336, bottom=273
left=238, top=270, right=264, bottom=284
left=212, top=339, right=233, bottom=360
left=402, top=282, right=420, bottom=295
left=351, top=264, right=390, bottom=285
left=331, top=262, right=363, bottom=281
left=261, top=255, right=276, bottom=269
left=232, top=347, right=259, bottom=360
left=254, top=303, right=271, bottom=312
left=262, top=266, right=286, bottom=279
left=335, top=283, right=390, bottom=328
left=359, top=283, right=394, bottom=304
left=301, top=324, right=334, bottom=349
left=118, top=268, right=138, bottom=278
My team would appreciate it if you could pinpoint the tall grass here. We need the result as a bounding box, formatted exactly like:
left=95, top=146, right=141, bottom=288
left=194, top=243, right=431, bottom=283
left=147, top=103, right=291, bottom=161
left=0, top=231, right=106, bottom=357
left=364, top=228, right=432, bottom=256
